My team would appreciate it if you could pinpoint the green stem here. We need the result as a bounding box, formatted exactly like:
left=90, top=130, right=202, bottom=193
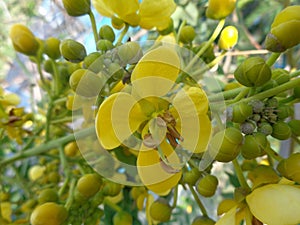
left=36, top=57, right=51, bottom=93
left=117, top=24, right=129, bottom=44
left=176, top=20, right=186, bottom=43
left=208, top=87, right=246, bottom=102
left=290, top=69, right=300, bottom=78
left=264, top=146, right=283, bottom=162
left=226, top=88, right=250, bottom=105
left=45, top=99, right=54, bottom=142
left=266, top=52, right=281, bottom=66
left=88, top=11, right=99, bottom=45
left=171, top=185, right=178, bottom=209
left=0, top=127, right=95, bottom=168
left=187, top=184, right=208, bottom=217
left=65, top=178, right=76, bottom=210
left=184, top=19, right=225, bottom=72
left=50, top=59, right=60, bottom=97
left=104, top=198, right=122, bottom=212
left=232, top=159, right=251, bottom=192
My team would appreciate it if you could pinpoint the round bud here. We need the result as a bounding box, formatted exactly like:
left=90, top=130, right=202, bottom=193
left=182, top=168, right=202, bottom=186
left=271, top=121, right=291, bottom=140
left=272, top=69, right=290, bottom=85
left=192, top=216, right=215, bottom=225
left=265, top=97, right=278, bottom=108
left=206, top=0, right=236, bottom=20
left=38, top=188, right=59, bottom=204
left=43, top=59, right=54, bottom=74
left=83, top=52, right=101, bottom=69
left=60, top=39, right=87, bottom=63
left=69, top=69, right=104, bottom=97
left=265, top=5, right=300, bottom=52
left=99, top=25, right=115, bottom=42
left=111, top=15, right=125, bottom=30
left=240, top=121, right=256, bottom=135
left=9, top=24, right=39, bottom=56
left=44, top=37, right=61, bottom=60
left=247, top=165, right=280, bottom=189
left=113, top=211, right=133, bottom=225
left=210, top=127, right=243, bottom=162
left=196, top=174, right=218, bottom=197
left=76, top=173, right=102, bottom=198
left=277, top=153, right=300, bottom=183
left=257, top=122, right=273, bottom=136
left=241, top=132, right=268, bottom=159
left=117, top=42, right=143, bottom=65
left=96, top=39, right=114, bottom=52
left=218, top=26, right=238, bottom=50
left=277, top=105, right=293, bottom=120
left=64, top=141, right=79, bottom=157
left=158, top=19, right=174, bottom=36
left=232, top=102, right=253, bottom=123
left=150, top=198, right=172, bottom=222
left=30, top=203, right=67, bottom=225
left=62, top=0, right=90, bottom=17
left=248, top=99, right=264, bottom=113
left=102, top=182, right=122, bottom=197
left=179, top=25, right=196, bottom=44
left=288, top=120, right=300, bottom=136
left=234, top=57, right=272, bottom=87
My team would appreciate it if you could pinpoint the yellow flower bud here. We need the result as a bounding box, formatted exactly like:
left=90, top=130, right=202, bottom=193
left=60, top=39, right=87, bottom=63
left=218, top=26, right=238, bottom=50
left=179, top=25, right=196, bottom=44
left=44, top=37, right=61, bottom=60
left=206, top=0, right=236, bottom=20
left=246, top=184, right=300, bottom=225
left=9, top=24, right=39, bottom=56
left=62, top=0, right=91, bottom=17
left=265, top=5, right=300, bottom=52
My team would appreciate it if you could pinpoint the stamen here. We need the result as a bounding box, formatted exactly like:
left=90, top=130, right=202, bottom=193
left=167, top=126, right=184, bottom=142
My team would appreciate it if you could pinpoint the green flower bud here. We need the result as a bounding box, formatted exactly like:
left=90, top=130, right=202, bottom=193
left=249, top=99, right=264, bottom=113
left=234, top=57, right=272, bottom=87
left=272, top=68, right=290, bottom=85
left=193, top=42, right=215, bottom=63
left=179, top=25, right=196, bottom=44
left=271, top=121, right=291, bottom=140
left=99, top=25, right=115, bottom=42
left=60, top=39, right=87, bottom=63
left=69, top=69, right=105, bottom=97
left=62, top=0, right=90, bottom=17
left=265, top=97, right=278, bottom=108
left=232, top=102, right=253, bottom=123
left=196, top=174, right=218, bottom=197
left=113, top=211, right=132, bottom=225
left=288, top=119, right=300, bottom=136
left=150, top=198, right=172, bottom=222
left=96, top=39, right=114, bottom=52
left=260, top=79, right=278, bottom=92
left=83, top=52, right=101, bottom=69
left=102, top=182, right=122, bottom=197
left=38, top=188, right=59, bottom=204
left=257, top=122, right=273, bottom=136
left=157, top=19, right=174, bottom=36
left=265, top=6, right=300, bottom=52
left=111, top=15, right=125, bottom=30
left=43, top=59, right=54, bottom=74
left=241, top=133, right=268, bottom=160
left=277, top=153, right=300, bottom=183
left=240, top=121, right=256, bottom=135
left=247, top=165, right=280, bottom=189
left=209, top=127, right=243, bottom=162
left=44, top=37, right=61, bottom=60
left=192, top=216, right=215, bottom=225
left=9, top=24, right=39, bottom=56
left=277, top=105, right=293, bottom=120
left=218, top=26, right=238, bottom=50
left=117, top=42, right=143, bottom=65
left=182, top=168, right=201, bottom=186
left=206, top=0, right=236, bottom=20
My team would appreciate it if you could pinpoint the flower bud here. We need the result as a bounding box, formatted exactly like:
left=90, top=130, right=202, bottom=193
left=99, top=25, right=115, bottom=42
left=232, top=102, right=253, bottom=123
left=117, top=42, right=143, bottom=65
left=182, top=168, right=201, bottom=186
left=113, top=211, right=133, bottom=225
left=179, top=25, right=196, bottom=44
left=206, top=0, right=236, bottom=20
left=265, top=5, right=300, bottom=52
left=60, top=39, right=87, bottom=63
left=248, top=99, right=264, bottom=113
left=69, top=69, right=105, bottom=97
left=209, top=127, right=243, bottom=162
left=277, top=105, right=293, bottom=120
left=265, top=97, right=278, bottom=108
left=150, top=198, right=172, bottom=222
left=240, top=121, right=256, bottom=135
left=234, top=57, right=272, bottom=87
left=257, top=122, right=273, bottom=136
left=241, top=132, right=268, bottom=159
left=44, top=37, right=61, bottom=60
left=192, top=216, right=215, bottom=225
left=218, top=26, right=238, bottom=50
left=83, top=52, right=101, bottom=70
left=288, top=119, right=300, bottom=136
left=62, top=0, right=90, bottom=17
left=158, top=19, right=174, bottom=36
left=111, top=15, right=125, bottom=30
left=196, top=174, right=218, bottom=197
left=247, top=165, right=279, bottom=189
left=277, top=153, right=300, bottom=183
left=96, top=39, right=114, bottom=52
left=9, top=24, right=39, bottom=56
left=271, top=121, right=291, bottom=140
left=272, top=68, right=290, bottom=85
left=102, top=182, right=122, bottom=197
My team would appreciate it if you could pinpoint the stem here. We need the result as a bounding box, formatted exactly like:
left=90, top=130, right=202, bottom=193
left=45, top=99, right=54, bottom=142
left=187, top=184, right=208, bottom=217
left=232, top=159, right=251, bottom=192
left=171, top=185, right=178, bottom=209
left=0, top=127, right=95, bottom=168
left=117, top=24, right=129, bottom=44
left=104, top=198, right=122, bottom=212
left=264, top=146, right=284, bottom=162
left=184, top=19, right=225, bottom=72
left=290, top=69, right=300, bottom=78
left=36, top=57, right=51, bottom=93
left=65, top=178, right=76, bottom=210
left=88, top=11, right=99, bottom=45
left=208, top=87, right=246, bottom=102
left=176, top=20, right=186, bottom=43
left=50, top=59, right=60, bottom=97
left=266, top=52, right=281, bottom=67
left=226, top=88, right=250, bottom=105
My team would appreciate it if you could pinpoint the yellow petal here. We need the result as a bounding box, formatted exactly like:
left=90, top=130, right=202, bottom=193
left=109, top=0, right=139, bottom=25
left=95, top=92, right=146, bottom=149
left=246, top=184, right=300, bottom=225
left=215, top=205, right=243, bottom=225
left=131, top=46, right=180, bottom=98
left=137, top=140, right=182, bottom=195
left=0, top=93, right=21, bottom=106
left=139, top=0, right=177, bottom=30
left=92, top=0, right=114, bottom=17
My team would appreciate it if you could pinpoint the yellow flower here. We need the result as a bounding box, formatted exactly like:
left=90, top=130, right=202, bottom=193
left=95, top=45, right=211, bottom=194
left=92, top=0, right=176, bottom=30
left=0, top=87, right=20, bottom=107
